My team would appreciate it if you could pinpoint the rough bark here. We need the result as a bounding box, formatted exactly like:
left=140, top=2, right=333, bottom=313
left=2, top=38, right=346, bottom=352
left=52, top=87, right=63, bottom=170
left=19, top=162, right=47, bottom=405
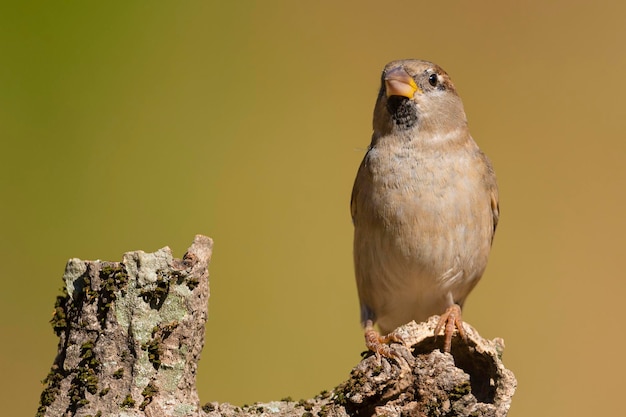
left=37, top=235, right=516, bottom=417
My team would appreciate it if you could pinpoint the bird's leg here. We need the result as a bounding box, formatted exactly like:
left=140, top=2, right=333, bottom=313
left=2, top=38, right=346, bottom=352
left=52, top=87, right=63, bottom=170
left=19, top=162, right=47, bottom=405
left=434, top=304, right=467, bottom=353
left=364, top=320, right=404, bottom=357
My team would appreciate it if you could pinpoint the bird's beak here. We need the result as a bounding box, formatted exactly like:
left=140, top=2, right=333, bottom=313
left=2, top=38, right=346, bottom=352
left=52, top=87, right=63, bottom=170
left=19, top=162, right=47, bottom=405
left=385, top=67, right=421, bottom=98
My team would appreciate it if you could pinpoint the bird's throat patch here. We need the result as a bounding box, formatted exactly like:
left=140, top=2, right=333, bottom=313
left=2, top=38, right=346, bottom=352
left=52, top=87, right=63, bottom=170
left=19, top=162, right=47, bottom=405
left=386, top=96, right=418, bottom=129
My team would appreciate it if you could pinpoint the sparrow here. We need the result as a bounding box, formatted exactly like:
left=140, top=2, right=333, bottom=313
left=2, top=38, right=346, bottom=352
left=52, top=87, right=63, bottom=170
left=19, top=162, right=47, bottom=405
left=350, top=59, right=499, bottom=355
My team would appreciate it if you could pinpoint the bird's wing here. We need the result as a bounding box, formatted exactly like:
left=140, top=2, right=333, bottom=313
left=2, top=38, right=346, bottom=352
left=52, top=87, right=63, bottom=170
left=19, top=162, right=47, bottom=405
left=350, top=151, right=369, bottom=225
left=491, top=188, right=500, bottom=242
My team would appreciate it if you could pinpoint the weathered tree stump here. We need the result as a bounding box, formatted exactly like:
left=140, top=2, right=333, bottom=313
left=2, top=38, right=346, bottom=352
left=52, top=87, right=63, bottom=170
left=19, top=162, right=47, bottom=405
left=37, top=235, right=516, bottom=417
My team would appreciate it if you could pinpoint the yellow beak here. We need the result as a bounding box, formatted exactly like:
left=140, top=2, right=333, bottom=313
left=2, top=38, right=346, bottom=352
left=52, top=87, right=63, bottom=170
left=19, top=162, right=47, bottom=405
left=384, top=66, right=421, bottom=98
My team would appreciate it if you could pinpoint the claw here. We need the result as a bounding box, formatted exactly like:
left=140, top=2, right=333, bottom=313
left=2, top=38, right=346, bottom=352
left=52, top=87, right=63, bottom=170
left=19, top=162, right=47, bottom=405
left=434, top=304, right=467, bottom=353
left=364, top=320, right=405, bottom=358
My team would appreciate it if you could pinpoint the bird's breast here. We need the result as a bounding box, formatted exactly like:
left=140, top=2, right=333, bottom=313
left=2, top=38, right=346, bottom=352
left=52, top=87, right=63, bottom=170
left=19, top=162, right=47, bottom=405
left=355, top=140, right=493, bottom=285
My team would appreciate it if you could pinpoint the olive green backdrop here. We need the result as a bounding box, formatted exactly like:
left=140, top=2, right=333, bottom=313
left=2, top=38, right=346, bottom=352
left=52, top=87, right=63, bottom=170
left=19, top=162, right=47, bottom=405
left=2, top=1, right=624, bottom=416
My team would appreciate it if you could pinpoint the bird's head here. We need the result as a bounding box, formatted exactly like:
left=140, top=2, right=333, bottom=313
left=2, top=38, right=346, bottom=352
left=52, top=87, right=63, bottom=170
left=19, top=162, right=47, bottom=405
left=373, top=60, right=468, bottom=140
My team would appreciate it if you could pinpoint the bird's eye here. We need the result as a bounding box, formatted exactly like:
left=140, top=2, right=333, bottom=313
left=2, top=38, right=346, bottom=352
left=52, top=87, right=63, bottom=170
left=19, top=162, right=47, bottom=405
left=428, top=73, right=438, bottom=87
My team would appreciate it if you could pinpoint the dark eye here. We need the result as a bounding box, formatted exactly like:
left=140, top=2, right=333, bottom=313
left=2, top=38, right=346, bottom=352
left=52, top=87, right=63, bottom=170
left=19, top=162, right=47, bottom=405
left=428, top=73, right=438, bottom=87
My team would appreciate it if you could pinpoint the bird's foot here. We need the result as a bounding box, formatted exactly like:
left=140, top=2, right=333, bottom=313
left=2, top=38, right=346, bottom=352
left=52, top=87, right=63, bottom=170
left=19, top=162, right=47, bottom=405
left=434, top=304, right=467, bottom=353
left=364, top=320, right=405, bottom=358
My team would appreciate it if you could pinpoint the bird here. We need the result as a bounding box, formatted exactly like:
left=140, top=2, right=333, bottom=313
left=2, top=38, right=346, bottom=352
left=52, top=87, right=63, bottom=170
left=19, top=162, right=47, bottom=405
left=350, top=59, right=499, bottom=355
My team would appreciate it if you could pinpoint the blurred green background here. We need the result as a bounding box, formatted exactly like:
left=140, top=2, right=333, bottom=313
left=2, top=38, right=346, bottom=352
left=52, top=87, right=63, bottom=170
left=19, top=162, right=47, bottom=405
left=2, top=1, right=625, bottom=416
